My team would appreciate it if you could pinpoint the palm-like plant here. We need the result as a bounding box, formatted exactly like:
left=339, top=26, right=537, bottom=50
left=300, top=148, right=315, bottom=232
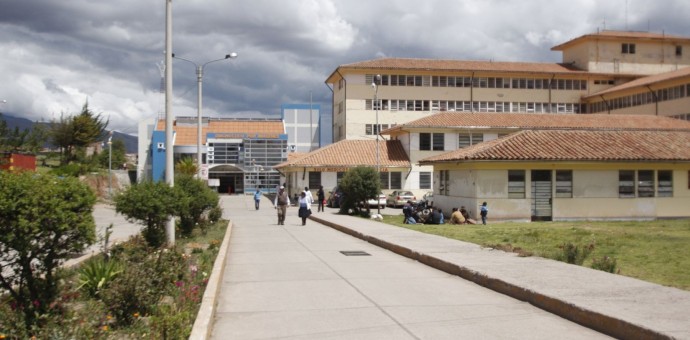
left=175, top=157, right=197, bottom=176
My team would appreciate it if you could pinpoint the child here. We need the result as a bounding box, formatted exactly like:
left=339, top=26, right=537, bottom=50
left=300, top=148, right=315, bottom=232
left=480, top=202, right=488, bottom=225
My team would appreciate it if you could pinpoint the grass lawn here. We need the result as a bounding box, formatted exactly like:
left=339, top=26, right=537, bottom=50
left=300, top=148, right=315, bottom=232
left=380, top=215, right=690, bottom=291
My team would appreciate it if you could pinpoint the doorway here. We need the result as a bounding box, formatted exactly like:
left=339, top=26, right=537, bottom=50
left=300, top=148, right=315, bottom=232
left=531, top=170, right=552, bottom=221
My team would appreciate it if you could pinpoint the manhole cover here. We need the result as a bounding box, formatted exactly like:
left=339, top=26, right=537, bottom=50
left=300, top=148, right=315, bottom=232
left=340, top=251, right=371, bottom=256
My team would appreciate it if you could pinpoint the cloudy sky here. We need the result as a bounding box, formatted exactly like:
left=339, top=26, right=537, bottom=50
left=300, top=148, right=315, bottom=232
left=1, top=0, right=689, bottom=142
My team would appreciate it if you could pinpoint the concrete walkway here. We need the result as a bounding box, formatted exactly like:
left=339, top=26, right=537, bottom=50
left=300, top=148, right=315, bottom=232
left=206, top=195, right=632, bottom=339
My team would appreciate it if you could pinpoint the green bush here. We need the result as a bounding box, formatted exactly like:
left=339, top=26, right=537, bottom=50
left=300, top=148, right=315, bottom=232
left=78, top=257, right=123, bottom=297
left=175, top=175, right=220, bottom=237
left=208, top=205, right=223, bottom=223
left=114, top=181, right=179, bottom=248
left=100, top=246, right=186, bottom=326
left=591, top=256, right=618, bottom=273
left=0, top=171, right=96, bottom=329
left=556, top=242, right=594, bottom=265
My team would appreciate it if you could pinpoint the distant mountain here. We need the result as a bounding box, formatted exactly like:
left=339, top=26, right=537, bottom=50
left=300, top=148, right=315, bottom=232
left=0, top=114, right=138, bottom=153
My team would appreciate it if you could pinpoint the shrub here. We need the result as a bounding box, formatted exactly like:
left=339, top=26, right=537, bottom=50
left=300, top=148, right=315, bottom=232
left=77, top=257, right=123, bottom=297
left=100, top=247, right=186, bottom=326
left=556, top=242, right=594, bottom=265
left=114, top=181, right=179, bottom=248
left=0, top=171, right=96, bottom=329
left=208, top=205, right=223, bottom=223
left=591, top=256, right=618, bottom=273
left=175, top=175, right=220, bottom=236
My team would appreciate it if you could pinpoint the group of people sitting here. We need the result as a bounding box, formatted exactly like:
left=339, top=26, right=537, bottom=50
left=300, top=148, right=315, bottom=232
left=449, top=206, right=476, bottom=225
left=402, top=201, right=483, bottom=225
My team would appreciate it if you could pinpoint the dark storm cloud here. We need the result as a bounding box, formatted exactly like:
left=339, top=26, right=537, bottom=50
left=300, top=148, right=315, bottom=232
left=2, top=0, right=690, bottom=141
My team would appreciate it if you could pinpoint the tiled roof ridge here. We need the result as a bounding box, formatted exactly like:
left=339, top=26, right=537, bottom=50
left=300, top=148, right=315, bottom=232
left=385, top=112, right=690, bottom=132
left=275, top=139, right=410, bottom=168
left=421, top=129, right=690, bottom=163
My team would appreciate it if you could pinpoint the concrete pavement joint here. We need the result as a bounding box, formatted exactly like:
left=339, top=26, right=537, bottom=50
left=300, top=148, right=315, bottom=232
left=189, top=220, right=234, bottom=340
left=284, top=218, right=422, bottom=340
left=309, top=214, right=671, bottom=340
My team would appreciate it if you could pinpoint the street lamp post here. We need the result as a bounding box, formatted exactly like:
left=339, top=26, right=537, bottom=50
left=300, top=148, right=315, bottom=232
left=173, top=52, right=238, bottom=178
left=108, top=131, right=113, bottom=199
left=372, top=74, right=381, bottom=215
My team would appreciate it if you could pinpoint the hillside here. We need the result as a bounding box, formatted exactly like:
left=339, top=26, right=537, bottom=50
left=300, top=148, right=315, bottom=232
left=0, top=114, right=138, bottom=153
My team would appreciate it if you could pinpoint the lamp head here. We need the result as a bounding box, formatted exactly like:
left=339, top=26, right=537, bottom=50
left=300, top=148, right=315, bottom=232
left=226, top=52, right=238, bottom=59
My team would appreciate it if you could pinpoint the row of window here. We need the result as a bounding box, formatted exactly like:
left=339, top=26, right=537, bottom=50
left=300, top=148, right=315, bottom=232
left=366, top=99, right=582, bottom=113
left=505, top=170, right=673, bottom=199
left=365, top=124, right=394, bottom=135
left=366, top=74, right=588, bottom=90
left=589, top=83, right=690, bottom=113
left=619, top=43, right=682, bottom=56
left=419, top=132, right=505, bottom=151
left=308, top=171, right=433, bottom=191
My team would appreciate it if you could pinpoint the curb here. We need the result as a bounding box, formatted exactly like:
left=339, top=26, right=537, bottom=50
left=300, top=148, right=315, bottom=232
left=189, top=220, right=234, bottom=340
left=310, top=215, right=669, bottom=340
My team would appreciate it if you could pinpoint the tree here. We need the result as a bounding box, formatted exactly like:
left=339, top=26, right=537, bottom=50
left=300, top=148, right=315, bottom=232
left=338, top=166, right=380, bottom=215
left=175, top=157, right=197, bottom=177
left=175, top=175, right=220, bottom=236
left=96, top=138, right=127, bottom=170
left=0, top=171, right=97, bottom=329
left=114, top=181, right=179, bottom=248
left=49, top=102, right=108, bottom=165
left=0, top=113, right=47, bottom=154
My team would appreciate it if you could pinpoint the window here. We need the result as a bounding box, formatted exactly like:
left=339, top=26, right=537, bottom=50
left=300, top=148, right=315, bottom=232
left=432, top=133, right=444, bottom=151
left=420, top=172, right=431, bottom=189
left=657, top=171, right=673, bottom=197
left=440, top=170, right=449, bottom=195
left=379, top=172, right=402, bottom=190
left=336, top=172, right=345, bottom=184
left=390, top=172, right=402, bottom=189
left=379, top=172, right=390, bottom=190
left=308, top=172, right=321, bottom=189
left=622, top=43, right=636, bottom=54
left=555, top=170, right=573, bottom=198
left=508, top=170, right=526, bottom=198
left=458, top=133, right=484, bottom=148
left=420, top=133, right=431, bottom=150
left=676, top=45, right=683, bottom=57
left=638, top=170, right=654, bottom=197
left=619, top=170, right=635, bottom=198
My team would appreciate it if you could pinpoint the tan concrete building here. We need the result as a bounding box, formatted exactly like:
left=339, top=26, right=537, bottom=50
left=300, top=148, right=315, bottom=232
left=419, top=128, right=690, bottom=222
left=274, top=139, right=411, bottom=201
left=325, top=30, right=690, bottom=142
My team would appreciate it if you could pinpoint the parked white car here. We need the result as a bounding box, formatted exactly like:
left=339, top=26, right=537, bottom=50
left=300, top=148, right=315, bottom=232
left=363, top=193, right=386, bottom=209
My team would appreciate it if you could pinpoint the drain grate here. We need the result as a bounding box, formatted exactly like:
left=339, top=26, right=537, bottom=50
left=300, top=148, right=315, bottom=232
left=340, top=250, right=371, bottom=256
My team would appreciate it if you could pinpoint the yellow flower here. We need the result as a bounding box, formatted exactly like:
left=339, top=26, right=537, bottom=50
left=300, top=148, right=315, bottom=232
left=133, top=312, right=140, bottom=318
left=102, top=325, right=109, bottom=331
left=106, top=314, right=113, bottom=320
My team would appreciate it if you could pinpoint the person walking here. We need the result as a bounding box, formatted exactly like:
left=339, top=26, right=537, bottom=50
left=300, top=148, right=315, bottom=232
left=273, top=186, right=290, bottom=225
left=253, top=188, right=262, bottom=210
left=297, top=192, right=312, bottom=225
left=304, top=187, right=314, bottom=205
left=317, top=185, right=325, bottom=212
left=480, top=201, right=489, bottom=225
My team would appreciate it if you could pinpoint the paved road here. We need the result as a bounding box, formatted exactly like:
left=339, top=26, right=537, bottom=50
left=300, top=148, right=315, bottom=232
left=210, top=195, right=611, bottom=339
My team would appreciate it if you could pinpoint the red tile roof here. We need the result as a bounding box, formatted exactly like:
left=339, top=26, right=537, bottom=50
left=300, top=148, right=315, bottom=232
left=382, top=112, right=690, bottom=134
left=274, top=139, right=410, bottom=169
left=325, top=58, right=607, bottom=83
left=155, top=118, right=284, bottom=146
left=551, top=30, right=690, bottom=51
left=420, top=130, right=690, bottom=163
left=585, top=67, right=690, bottom=99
